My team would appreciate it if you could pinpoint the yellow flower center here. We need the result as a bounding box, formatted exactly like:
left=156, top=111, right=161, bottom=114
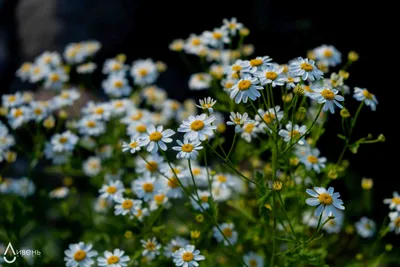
left=263, top=113, right=275, bottom=124
left=190, top=120, right=205, bottom=131
left=22, top=63, right=31, bottom=72
left=14, top=109, right=24, bottom=117
left=249, top=259, right=258, bottom=267
left=181, top=144, right=194, bottom=152
left=201, top=195, right=209, bottom=202
left=192, top=168, right=201, bottom=175
left=244, top=123, right=254, bottom=133
left=131, top=112, right=143, bottom=121
left=111, top=63, right=122, bottom=71
left=232, top=65, right=242, bottom=72
left=114, top=80, right=123, bottom=88
left=34, top=108, right=42, bottom=115
left=307, top=155, right=319, bottom=164
left=142, top=183, right=154, bottom=193
left=182, top=252, right=194, bottom=262
left=172, top=246, right=181, bottom=253
left=395, top=217, right=400, bottom=228
left=59, top=137, right=68, bottom=144
left=154, top=194, right=165, bottom=204
left=321, top=89, right=335, bottom=101
left=250, top=58, right=263, bottom=67
left=146, top=161, right=158, bottom=172
left=50, top=73, right=60, bottom=82
left=392, top=197, right=400, bottom=205
left=138, top=69, right=148, bottom=77
left=129, top=141, right=138, bottom=148
left=362, top=90, right=373, bottom=100
left=287, top=77, right=294, bottom=83
left=290, top=130, right=300, bottom=139
left=107, top=255, right=120, bottom=264
left=149, top=132, right=162, bottom=142
left=217, top=175, right=227, bottom=182
left=136, top=208, right=143, bottom=217
left=282, top=65, right=289, bottom=73
left=324, top=49, right=333, bottom=58
left=136, top=125, right=146, bottom=133
left=229, top=23, right=236, bottom=29
left=318, top=193, right=333, bottom=205
left=222, top=227, right=233, bottom=237
left=61, top=92, right=70, bottom=99
left=146, top=242, right=156, bottom=251
left=122, top=199, right=133, bottom=209
left=300, top=62, right=313, bottom=72
left=89, top=162, right=99, bottom=169
left=8, top=96, right=16, bottom=102
left=43, top=56, right=52, bottom=64
left=231, top=72, right=239, bottom=79
left=265, top=71, right=278, bottom=80
left=114, top=101, right=123, bottom=108
left=191, top=38, right=201, bottom=46
left=86, top=121, right=97, bottom=128
left=107, top=186, right=117, bottom=194
left=73, top=250, right=86, bottom=261
left=168, top=177, right=179, bottom=188
left=95, top=107, right=104, bottom=114
left=213, top=32, right=223, bottom=39
left=304, top=85, right=312, bottom=93
left=238, top=80, right=252, bottom=91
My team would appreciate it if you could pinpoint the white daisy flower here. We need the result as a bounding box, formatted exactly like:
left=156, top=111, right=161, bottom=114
left=285, top=75, right=301, bottom=89
left=299, top=147, right=327, bottom=173
left=278, top=122, right=307, bottom=145
left=99, top=180, right=124, bottom=201
left=135, top=153, right=166, bottom=177
left=109, top=99, right=130, bottom=116
left=184, top=34, right=206, bottom=55
left=243, top=252, right=264, bottom=267
left=130, top=59, right=159, bottom=86
left=44, top=69, right=69, bottom=90
left=202, top=28, right=230, bottom=48
left=248, top=56, right=272, bottom=73
left=172, top=138, right=203, bottom=160
left=139, top=125, right=175, bottom=154
left=224, top=60, right=251, bottom=79
left=241, top=121, right=260, bottom=143
left=164, top=237, right=190, bottom=258
left=307, top=86, right=344, bottom=114
left=132, top=175, right=160, bottom=201
left=184, top=165, right=208, bottom=188
left=82, top=102, right=112, bottom=121
left=7, top=106, right=32, bottom=129
left=255, top=64, right=286, bottom=87
left=212, top=173, right=236, bottom=189
left=230, top=76, right=263, bottom=104
left=306, top=187, right=345, bottom=217
left=35, top=51, right=61, bottom=67
left=141, top=237, right=161, bottom=260
left=389, top=211, right=400, bottom=234
left=353, top=87, right=378, bottom=111
left=120, top=109, right=148, bottom=125
left=289, top=57, right=324, bottom=81
left=63, top=43, right=86, bottom=64
left=226, top=112, right=253, bottom=133
left=78, top=116, right=106, bottom=136
left=83, top=41, right=102, bottom=57
left=169, top=39, right=185, bottom=52
left=49, top=187, right=69, bottom=199
left=29, top=64, right=50, bottom=83
left=114, top=198, right=140, bottom=216
left=51, top=130, right=79, bottom=153
left=132, top=203, right=150, bottom=221
left=44, top=142, right=70, bottom=165
left=2, top=92, right=23, bottom=108
left=122, top=136, right=141, bottom=154
left=64, top=242, right=97, bottom=267
left=102, top=58, right=127, bottom=74
left=29, top=101, right=50, bottom=122
left=97, top=249, right=130, bottom=267
left=196, top=97, right=217, bottom=113
left=355, top=217, right=376, bottom=238
left=213, top=223, right=238, bottom=246
left=93, top=196, right=111, bottom=213
left=77, top=62, right=97, bottom=74
left=102, top=73, right=132, bottom=98
left=178, top=114, right=216, bottom=141
left=172, top=244, right=205, bottom=267
left=384, top=192, right=400, bottom=211
left=256, top=106, right=284, bottom=130
left=127, top=121, right=150, bottom=138
left=149, top=192, right=170, bottom=211
left=188, top=73, right=212, bottom=90
left=322, top=210, right=344, bottom=234
left=161, top=165, right=186, bottom=199
left=222, top=17, right=244, bottom=36
left=53, top=88, right=81, bottom=108
left=83, top=156, right=102, bottom=177
left=314, top=44, right=342, bottom=67
left=16, top=62, right=33, bottom=81
left=190, top=190, right=210, bottom=211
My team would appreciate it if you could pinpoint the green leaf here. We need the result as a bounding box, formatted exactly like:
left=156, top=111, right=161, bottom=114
left=337, top=134, right=347, bottom=140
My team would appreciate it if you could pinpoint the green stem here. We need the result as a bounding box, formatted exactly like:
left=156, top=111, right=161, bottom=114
left=188, top=159, right=200, bottom=200
left=270, top=139, right=279, bottom=267
left=249, top=101, right=277, bottom=136
left=277, top=192, right=297, bottom=241
left=225, top=133, right=237, bottom=161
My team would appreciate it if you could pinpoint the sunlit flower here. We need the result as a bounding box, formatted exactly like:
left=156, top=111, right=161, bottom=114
left=190, top=190, right=210, bottom=211
left=196, top=97, right=217, bottom=113
left=164, top=237, right=190, bottom=258
left=53, top=88, right=81, bottom=108
left=299, top=147, right=327, bottom=173
left=132, top=174, right=160, bottom=201
left=44, top=69, right=69, bottom=90
left=243, top=252, right=264, bottom=267
left=102, top=73, right=132, bottom=98
left=248, top=56, right=272, bottom=73
left=35, top=51, right=62, bottom=67
left=172, top=244, right=205, bottom=267
left=141, top=237, right=161, bottom=259
left=77, top=62, right=97, bottom=74
left=355, top=217, right=376, bottom=238
left=285, top=75, right=301, bottom=89
left=222, top=17, right=243, bottom=36
left=224, top=60, right=251, bottom=79
left=226, top=112, right=253, bottom=133
left=384, top=192, right=400, bottom=211
left=184, top=34, right=206, bottom=55
left=139, top=125, right=175, bottom=154
left=256, top=106, right=284, bottom=130
left=353, top=87, right=378, bottom=111
left=306, top=187, right=345, bottom=217
left=16, top=62, right=33, bottom=81
left=97, top=249, right=130, bottom=267
left=172, top=138, right=203, bottom=160
left=306, top=86, right=344, bottom=114
left=169, top=39, right=185, bottom=52
left=230, top=76, right=263, bottom=104
left=131, top=59, right=159, bottom=86
left=122, top=135, right=141, bottom=154
left=188, top=73, right=212, bottom=90
left=2, top=92, right=23, bottom=108
left=202, top=28, right=230, bottom=48
left=389, top=211, right=400, bottom=234
left=178, top=113, right=216, bottom=141
left=278, top=122, right=307, bottom=145
left=213, top=223, right=238, bottom=246
left=314, top=44, right=342, bottom=67
left=83, top=156, right=102, bottom=177
left=51, top=130, right=79, bottom=153
left=99, top=180, right=124, bottom=201
left=255, top=64, right=285, bottom=87
left=78, top=116, right=106, bottom=136
left=114, top=197, right=140, bottom=216
left=102, top=58, right=127, bottom=74
left=289, top=57, right=323, bottom=81
left=64, top=242, right=97, bottom=267
left=241, top=121, right=260, bottom=143
left=7, top=106, right=32, bottom=129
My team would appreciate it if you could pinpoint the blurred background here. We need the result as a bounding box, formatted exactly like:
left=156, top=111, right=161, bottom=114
left=0, top=0, right=395, bottom=247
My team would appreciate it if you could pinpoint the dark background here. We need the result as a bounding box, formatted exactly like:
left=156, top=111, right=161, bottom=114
left=0, top=0, right=396, bottom=238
